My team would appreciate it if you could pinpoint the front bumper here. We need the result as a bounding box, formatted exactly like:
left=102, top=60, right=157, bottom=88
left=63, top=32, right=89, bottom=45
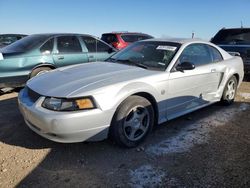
left=18, top=89, right=114, bottom=143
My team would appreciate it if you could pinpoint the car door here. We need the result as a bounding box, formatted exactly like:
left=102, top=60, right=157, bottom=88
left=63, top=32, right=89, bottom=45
left=53, top=35, right=88, bottom=67
left=80, top=36, right=114, bottom=62
left=166, top=43, right=221, bottom=120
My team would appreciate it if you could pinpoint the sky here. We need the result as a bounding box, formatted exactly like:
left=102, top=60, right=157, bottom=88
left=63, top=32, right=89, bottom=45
left=0, top=0, right=250, bottom=40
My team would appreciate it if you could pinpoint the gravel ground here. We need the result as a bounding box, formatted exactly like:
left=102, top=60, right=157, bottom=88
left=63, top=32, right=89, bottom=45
left=0, top=82, right=249, bottom=188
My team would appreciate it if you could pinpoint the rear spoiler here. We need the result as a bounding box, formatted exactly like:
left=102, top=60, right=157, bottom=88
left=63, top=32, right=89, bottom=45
left=228, top=51, right=241, bottom=57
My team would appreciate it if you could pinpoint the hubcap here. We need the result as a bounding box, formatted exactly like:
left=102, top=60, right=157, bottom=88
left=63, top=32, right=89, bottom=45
left=36, top=70, right=49, bottom=76
left=225, top=79, right=236, bottom=100
left=123, top=106, right=150, bottom=141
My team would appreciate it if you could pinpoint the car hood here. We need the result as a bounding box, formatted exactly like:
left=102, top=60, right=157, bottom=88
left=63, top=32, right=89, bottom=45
left=27, top=62, right=159, bottom=97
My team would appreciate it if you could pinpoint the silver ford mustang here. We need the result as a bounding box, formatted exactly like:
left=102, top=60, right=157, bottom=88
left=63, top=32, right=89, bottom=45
left=18, top=38, right=244, bottom=147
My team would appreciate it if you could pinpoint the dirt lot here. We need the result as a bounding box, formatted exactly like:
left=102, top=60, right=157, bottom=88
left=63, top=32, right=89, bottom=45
left=0, top=82, right=250, bottom=188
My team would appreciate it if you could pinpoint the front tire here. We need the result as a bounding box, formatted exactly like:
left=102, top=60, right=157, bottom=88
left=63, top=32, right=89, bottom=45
left=110, top=96, right=154, bottom=148
left=30, top=67, right=52, bottom=78
left=221, top=75, right=238, bottom=105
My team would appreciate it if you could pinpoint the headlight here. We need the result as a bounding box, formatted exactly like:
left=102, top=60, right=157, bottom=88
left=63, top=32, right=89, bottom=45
left=42, top=97, right=96, bottom=111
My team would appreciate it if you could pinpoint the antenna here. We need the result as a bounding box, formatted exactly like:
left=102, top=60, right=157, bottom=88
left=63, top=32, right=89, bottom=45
left=241, top=21, right=243, bottom=28
left=192, top=31, right=195, bottom=38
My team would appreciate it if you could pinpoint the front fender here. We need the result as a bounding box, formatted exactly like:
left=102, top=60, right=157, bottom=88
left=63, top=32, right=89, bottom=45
left=115, top=81, right=160, bottom=108
left=94, top=81, right=161, bottom=112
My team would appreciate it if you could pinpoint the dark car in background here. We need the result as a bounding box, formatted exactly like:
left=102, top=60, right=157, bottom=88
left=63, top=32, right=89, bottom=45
left=211, top=28, right=250, bottom=75
left=0, top=34, right=27, bottom=48
left=0, top=33, right=116, bottom=90
left=101, top=32, right=153, bottom=50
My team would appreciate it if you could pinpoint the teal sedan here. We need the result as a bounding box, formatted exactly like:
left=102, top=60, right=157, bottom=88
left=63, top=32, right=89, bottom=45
left=0, top=33, right=116, bottom=89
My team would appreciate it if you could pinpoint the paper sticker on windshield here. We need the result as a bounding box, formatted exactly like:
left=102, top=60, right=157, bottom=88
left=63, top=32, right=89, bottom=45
left=156, top=45, right=177, bottom=51
left=0, top=53, right=3, bottom=60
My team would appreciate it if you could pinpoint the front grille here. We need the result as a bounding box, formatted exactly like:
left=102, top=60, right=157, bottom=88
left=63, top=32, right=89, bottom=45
left=27, top=87, right=41, bottom=103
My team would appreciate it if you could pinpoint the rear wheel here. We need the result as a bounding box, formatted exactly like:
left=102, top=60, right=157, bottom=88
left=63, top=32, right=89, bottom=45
left=221, top=75, right=238, bottom=105
left=110, top=96, right=154, bottom=148
left=30, top=67, right=52, bottom=78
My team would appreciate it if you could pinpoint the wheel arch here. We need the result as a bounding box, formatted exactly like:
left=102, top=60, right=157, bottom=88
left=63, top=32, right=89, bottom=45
left=131, top=92, right=159, bottom=125
left=29, top=63, right=56, bottom=78
left=108, top=92, right=159, bottom=147
left=110, top=91, right=159, bottom=127
left=233, top=73, right=240, bottom=86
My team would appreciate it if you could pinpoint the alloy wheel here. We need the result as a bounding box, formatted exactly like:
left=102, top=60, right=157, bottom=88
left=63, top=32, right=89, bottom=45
left=123, top=105, right=150, bottom=141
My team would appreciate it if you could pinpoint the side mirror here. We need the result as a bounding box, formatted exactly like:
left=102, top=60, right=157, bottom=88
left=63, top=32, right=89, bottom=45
left=176, top=62, right=195, bottom=72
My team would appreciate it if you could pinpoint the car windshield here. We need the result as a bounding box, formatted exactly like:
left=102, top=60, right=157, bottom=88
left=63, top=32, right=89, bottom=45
left=1, top=34, right=50, bottom=53
left=107, top=41, right=180, bottom=71
left=212, top=29, right=250, bottom=45
left=121, top=34, right=153, bottom=43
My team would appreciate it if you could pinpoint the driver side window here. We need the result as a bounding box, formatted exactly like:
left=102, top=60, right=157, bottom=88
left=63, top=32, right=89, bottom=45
left=178, top=44, right=213, bottom=67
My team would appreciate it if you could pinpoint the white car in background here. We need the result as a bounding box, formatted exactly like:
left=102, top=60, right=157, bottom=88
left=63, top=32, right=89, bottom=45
left=18, top=38, right=244, bottom=147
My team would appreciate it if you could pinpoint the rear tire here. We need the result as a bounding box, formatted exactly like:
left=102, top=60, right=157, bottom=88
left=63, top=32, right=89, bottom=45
left=221, top=76, right=238, bottom=105
left=110, top=96, right=154, bottom=148
left=30, top=67, right=52, bottom=78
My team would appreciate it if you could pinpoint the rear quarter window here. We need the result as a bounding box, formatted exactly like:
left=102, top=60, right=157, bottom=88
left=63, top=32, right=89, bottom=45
left=208, top=45, right=223, bottom=62
left=82, top=36, right=110, bottom=52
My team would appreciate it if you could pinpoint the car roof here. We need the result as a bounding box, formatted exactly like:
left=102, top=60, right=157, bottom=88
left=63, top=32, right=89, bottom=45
left=220, top=27, right=250, bottom=31
left=26, top=33, right=115, bottom=49
left=28, top=33, right=99, bottom=38
left=102, top=32, right=151, bottom=36
left=0, top=34, right=27, bottom=37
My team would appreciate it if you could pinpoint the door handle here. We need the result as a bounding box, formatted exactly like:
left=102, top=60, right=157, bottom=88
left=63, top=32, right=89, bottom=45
left=211, top=69, right=216, bottom=73
left=58, top=56, right=64, bottom=60
left=89, top=55, right=94, bottom=58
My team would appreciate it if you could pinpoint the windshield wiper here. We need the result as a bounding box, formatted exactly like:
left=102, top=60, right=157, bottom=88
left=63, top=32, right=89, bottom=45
left=115, top=59, right=148, bottom=69
left=107, top=58, right=149, bottom=69
left=133, top=62, right=148, bottom=69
